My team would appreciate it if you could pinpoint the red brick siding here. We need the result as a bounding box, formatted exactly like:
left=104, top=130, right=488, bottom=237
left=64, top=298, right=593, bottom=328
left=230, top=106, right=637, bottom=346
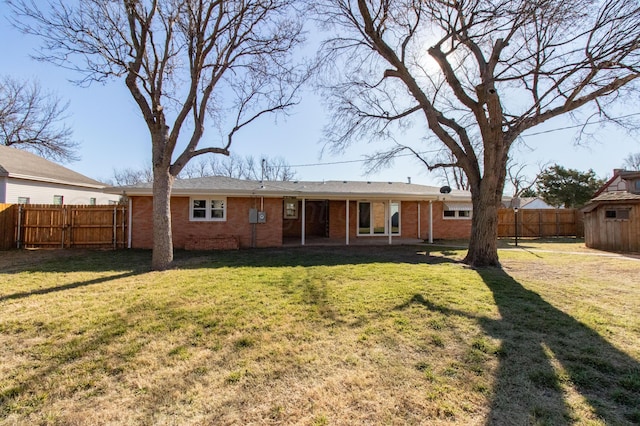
left=185, top=235, right=239, bottom=250
left=402, top=201, right=419, bottom=238
left=131, top=196, right=154, bottom=249
left=130, top=197, right=472, bottom=249
left=130, top=196, right=282, bottom=249
left=328, top=200, right=354, bottom=239
left=426, top=201, right=472, bottom=240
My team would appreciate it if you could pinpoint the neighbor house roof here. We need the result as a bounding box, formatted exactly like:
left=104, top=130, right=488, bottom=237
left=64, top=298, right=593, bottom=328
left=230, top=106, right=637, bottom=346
left=110, top=176, right=472, bottom=201
left=593, top=169, right=640, bottom=197
left=0, top=145, right=106, bottom=188
left=518, top=197, right=556, bottom=209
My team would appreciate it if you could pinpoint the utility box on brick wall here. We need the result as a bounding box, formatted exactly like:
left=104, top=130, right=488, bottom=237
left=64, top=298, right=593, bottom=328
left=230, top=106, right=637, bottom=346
left=249, top=208, right=267, bottom=223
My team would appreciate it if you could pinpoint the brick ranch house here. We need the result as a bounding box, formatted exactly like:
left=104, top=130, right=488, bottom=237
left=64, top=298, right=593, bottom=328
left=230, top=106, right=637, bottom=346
left=111, top=176, right=474, bottom=250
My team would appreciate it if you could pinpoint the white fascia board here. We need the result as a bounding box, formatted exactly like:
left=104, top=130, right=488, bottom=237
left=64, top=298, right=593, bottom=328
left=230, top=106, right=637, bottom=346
left=122, top=188, right=447, bottom=200
left=9, top=173, right=105, bottom=190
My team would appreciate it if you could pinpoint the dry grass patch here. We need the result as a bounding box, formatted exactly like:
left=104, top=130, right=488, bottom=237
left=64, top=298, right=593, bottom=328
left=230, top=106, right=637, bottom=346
left=0, top=245, right=639, bottom=425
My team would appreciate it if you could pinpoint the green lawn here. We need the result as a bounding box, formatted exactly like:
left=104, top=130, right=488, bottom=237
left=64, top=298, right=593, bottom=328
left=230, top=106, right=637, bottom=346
left=1, top=244, right=639, bottom=425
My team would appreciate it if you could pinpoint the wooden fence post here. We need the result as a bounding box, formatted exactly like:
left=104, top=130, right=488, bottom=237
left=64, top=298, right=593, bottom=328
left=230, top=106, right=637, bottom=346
left=16, top=204, right=22, bottom=249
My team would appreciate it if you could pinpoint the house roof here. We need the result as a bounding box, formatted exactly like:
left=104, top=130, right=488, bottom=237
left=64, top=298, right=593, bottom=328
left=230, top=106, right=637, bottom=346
left=111, top=176, right=472, bottom=201
left=618, top=170, right=640, bottom=180
left=0, top=145, right=106, bottom=188
left=518, top=197, right=556, bottom=209
left=593, top=169, right=640, bottom=197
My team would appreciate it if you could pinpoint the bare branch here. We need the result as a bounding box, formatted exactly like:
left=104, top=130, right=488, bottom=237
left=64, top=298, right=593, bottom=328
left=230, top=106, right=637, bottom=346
left=316, top=0, right=640, bottom=266
left=0, top=75, right=78, bottom=162
left=8, top=0, right=308, bottom=269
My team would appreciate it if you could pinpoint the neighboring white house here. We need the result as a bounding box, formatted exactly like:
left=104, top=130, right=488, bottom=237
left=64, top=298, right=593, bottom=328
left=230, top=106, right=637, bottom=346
left=519, top=197, right=557, bottom=209
left=0, top=145, right=120, bottom=205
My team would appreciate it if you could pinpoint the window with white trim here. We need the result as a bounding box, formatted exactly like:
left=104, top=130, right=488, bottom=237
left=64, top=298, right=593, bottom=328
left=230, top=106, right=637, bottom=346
left=53, top=195, right=63, bottom=205
left=17, top=197, right=30, bottom=204
left=284, top=198, right=298, bottom=219
left=443, top=203, right=472, bottom=219
left=190, top=197, right=226, bottom=221
left=357, top=201, right=400, bottom=236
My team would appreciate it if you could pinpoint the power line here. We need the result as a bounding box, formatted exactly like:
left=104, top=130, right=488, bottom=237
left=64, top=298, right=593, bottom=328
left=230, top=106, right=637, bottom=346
left=289, top=112, right=640, bottom=168
left=520, top=112, right=640, bottom=137
left=289, top=149, right=442, bottom=168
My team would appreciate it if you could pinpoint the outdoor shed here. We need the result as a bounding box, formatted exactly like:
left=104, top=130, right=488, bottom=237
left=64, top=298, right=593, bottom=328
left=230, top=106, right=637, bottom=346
left=582, top=169, right=640, bottom=253
left=112, top=176, right=474, bottom=250
left=582, top=192, right=640, bottom=253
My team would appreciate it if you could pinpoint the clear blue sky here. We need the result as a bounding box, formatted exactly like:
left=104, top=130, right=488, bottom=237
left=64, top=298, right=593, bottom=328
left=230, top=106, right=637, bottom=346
left=2, top=4, right=639, bottom=192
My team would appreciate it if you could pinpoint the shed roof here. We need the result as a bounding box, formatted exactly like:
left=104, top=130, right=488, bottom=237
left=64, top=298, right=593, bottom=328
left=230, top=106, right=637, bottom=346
left=111, top=176, right=472, bottom=201
left=590, top=191, right=640, bottom=202
left=0, top=145, right=106, bottom=188
left=581, top=191, right=640, bottom=212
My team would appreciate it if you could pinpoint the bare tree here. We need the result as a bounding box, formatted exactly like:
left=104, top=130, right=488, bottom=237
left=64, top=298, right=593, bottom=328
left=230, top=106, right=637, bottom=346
left=622, top=152, right=640, bottom=170
left=507, top=161, right=547, bottom=198
left=316, top=0, right=640, bottom=266
left=111, top=166, right=154, bottom=186
left=435, top=151, right=470, bottom=191
left=177, top=158, right=211, bottom=179
left=179, top=154, right=297, bottom=180
left=10, top=0, right=308, bottom=269
left=258, top=156, right=297, bottom=181
left=0, top=75, right=78, bottom=162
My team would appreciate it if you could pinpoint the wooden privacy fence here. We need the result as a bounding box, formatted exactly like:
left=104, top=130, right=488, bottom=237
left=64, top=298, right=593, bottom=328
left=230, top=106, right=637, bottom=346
left=10, top=204, right=128, bottom=249
left=1, top=204, right=582, bottom=250
left=0, top=204, right=17, bottom=250
left=497, top=208, right=583, bottom=238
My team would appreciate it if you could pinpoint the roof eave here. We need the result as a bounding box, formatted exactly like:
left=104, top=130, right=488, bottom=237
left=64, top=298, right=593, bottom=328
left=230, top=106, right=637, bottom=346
left=8, top=173, right=106, bottom=189
left=116, top=187, right=465, bottom=200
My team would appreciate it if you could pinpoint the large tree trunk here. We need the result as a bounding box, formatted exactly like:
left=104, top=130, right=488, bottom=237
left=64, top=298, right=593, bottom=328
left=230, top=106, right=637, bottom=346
left=464, top=173, right=504, bottom=267
left=151, top=166, right=175, bottom=271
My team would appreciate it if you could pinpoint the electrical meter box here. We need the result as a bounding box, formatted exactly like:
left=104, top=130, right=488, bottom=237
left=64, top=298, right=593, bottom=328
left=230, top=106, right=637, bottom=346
left=249, top=208, right=267, bottom=224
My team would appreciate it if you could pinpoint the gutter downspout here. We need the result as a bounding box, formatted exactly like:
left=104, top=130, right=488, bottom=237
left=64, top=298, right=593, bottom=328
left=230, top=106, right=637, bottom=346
left=388, top=199, right=392, bottom=245
left=345, top=199, right=349, bottom=245
left=301, top=198, right=306, bottom=246
left=128, top=196, right=132, bottom=249
left=429, top=200, right=433, bottom=244
left=417, top=202, right=421, bottom=239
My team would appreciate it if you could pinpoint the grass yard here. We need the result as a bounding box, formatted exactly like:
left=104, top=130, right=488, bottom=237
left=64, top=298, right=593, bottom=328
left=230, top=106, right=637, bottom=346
left=1, top=242, right=639, bottom=425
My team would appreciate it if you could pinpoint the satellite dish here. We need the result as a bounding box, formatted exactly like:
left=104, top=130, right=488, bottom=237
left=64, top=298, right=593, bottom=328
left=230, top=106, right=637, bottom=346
left=439, top=185, right=451, bottom=194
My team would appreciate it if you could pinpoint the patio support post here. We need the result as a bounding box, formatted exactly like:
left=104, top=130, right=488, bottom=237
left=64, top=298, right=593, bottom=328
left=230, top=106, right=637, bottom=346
left=345, top=199, right=350, bottom=245
left=128, top=197, right=133, bottom=248
left=429, top=200, right=433, bottom=243
left=388, top=199, right=392, bottom=245
left=417, top=201, right=421, bottom=239
left=301, top=198, right=306, bottom=246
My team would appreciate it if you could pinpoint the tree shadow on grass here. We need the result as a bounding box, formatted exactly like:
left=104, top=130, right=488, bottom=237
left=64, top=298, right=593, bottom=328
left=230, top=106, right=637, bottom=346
left=173, top=245, right=455, bottom=269
left=0, top=271, right=142, bottom=302
left=405, top=267, right=640, bottom=424
left=0, top=249, right=152, bottom=274
left=478, top=268, right=640, bottom=424
left=0, top=249, right=151, bottom=301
